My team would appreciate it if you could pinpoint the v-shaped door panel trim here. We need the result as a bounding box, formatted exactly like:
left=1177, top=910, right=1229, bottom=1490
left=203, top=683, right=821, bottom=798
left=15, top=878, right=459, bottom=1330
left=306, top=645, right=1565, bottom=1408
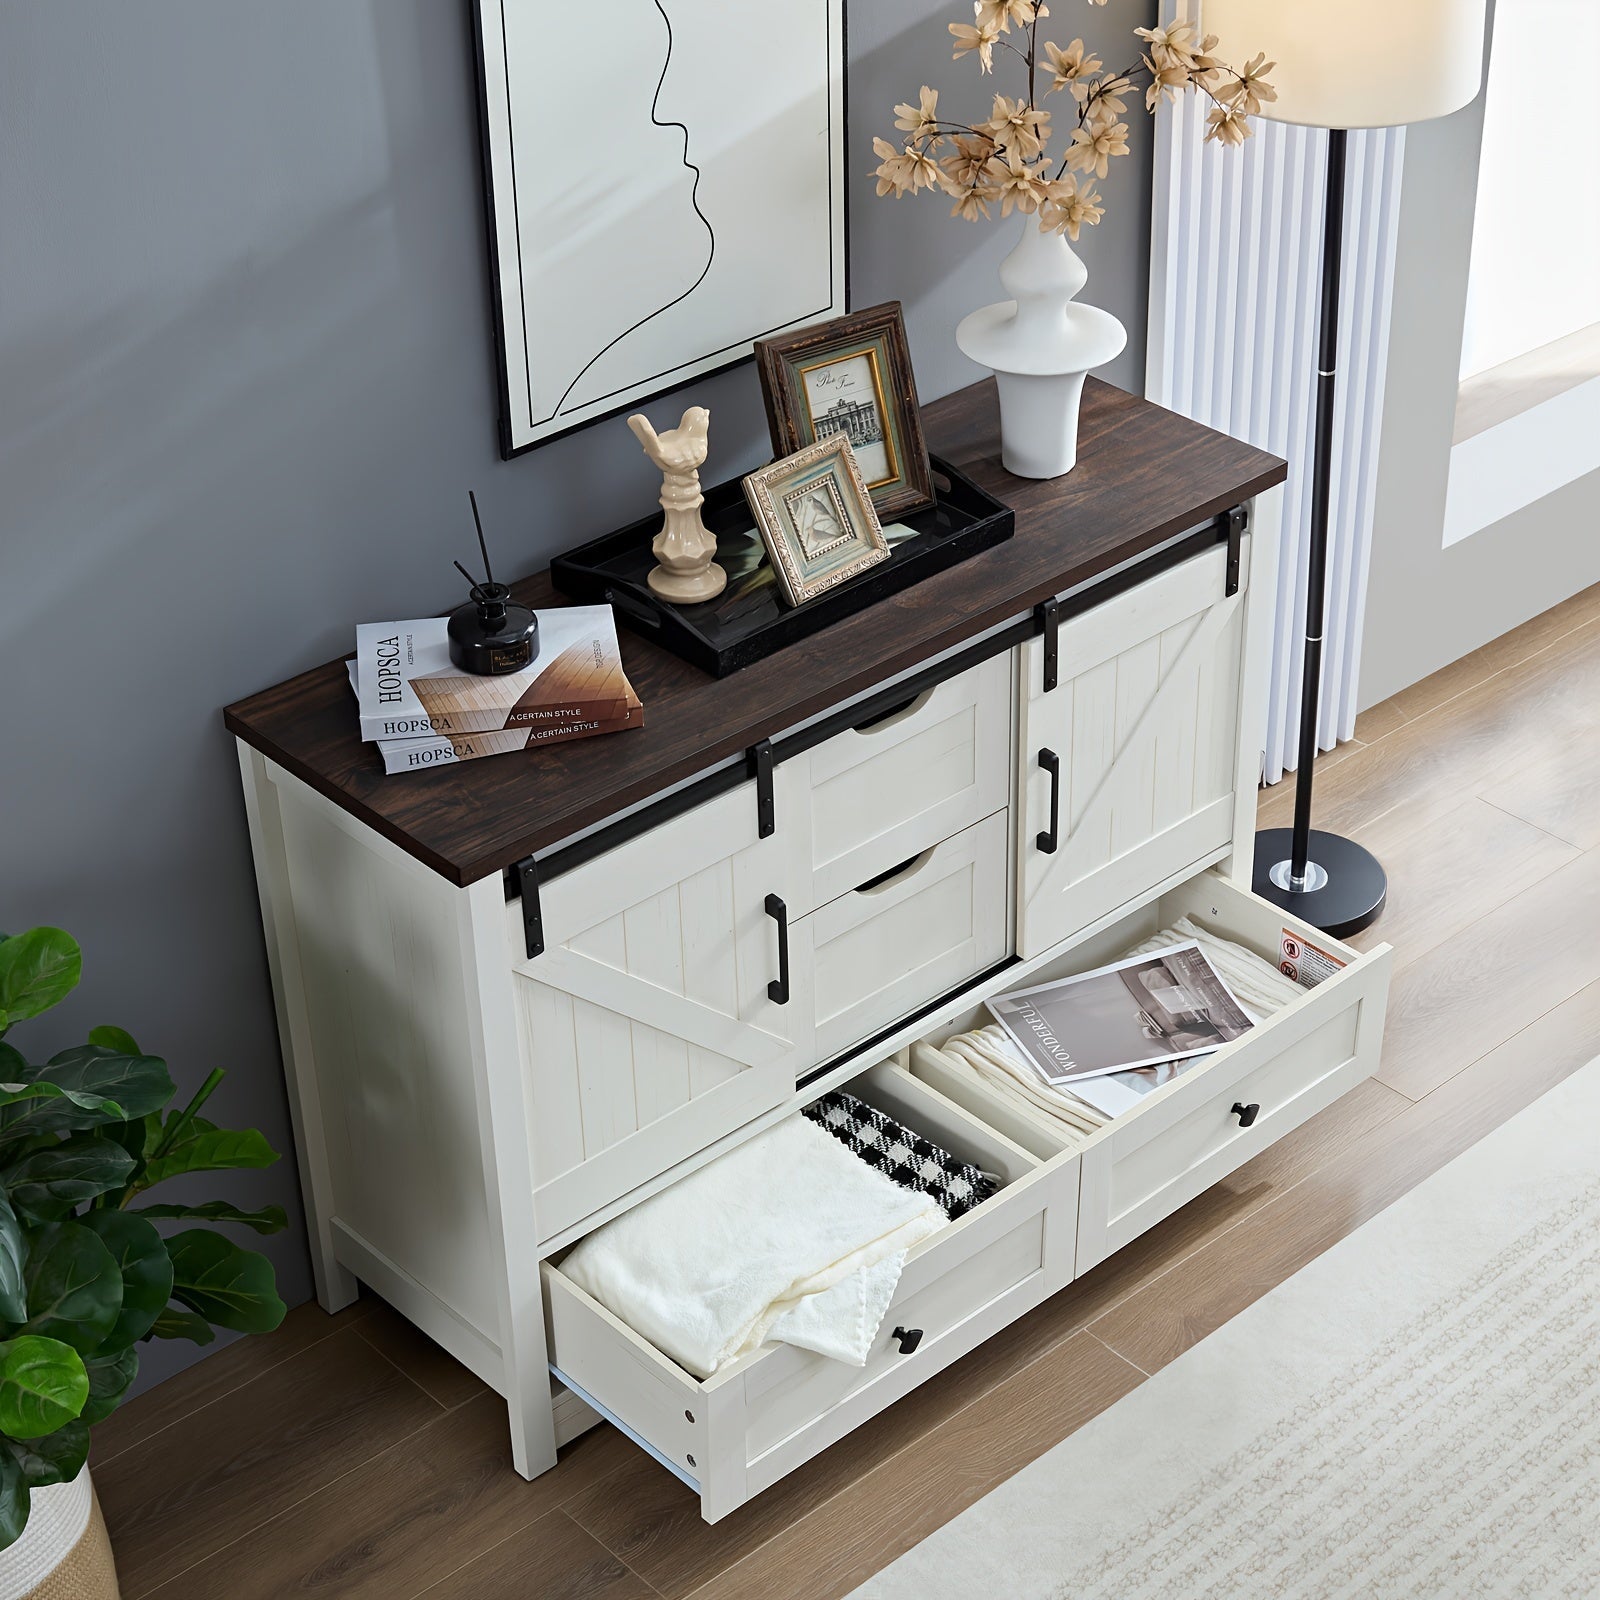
left=1017, top=544, right=1247, bottom=960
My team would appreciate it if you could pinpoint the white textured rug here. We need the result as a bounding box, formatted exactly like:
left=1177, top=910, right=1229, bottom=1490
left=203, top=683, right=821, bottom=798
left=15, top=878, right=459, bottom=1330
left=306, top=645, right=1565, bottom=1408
left=851, top=1059, right=1600, bottom=1599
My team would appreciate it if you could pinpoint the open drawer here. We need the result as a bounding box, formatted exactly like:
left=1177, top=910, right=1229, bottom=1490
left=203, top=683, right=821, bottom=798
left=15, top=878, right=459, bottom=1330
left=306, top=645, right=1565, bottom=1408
left=911, top=868, right=1392, bottom=1276
left=542, top=1059, right=1078, bottom=1521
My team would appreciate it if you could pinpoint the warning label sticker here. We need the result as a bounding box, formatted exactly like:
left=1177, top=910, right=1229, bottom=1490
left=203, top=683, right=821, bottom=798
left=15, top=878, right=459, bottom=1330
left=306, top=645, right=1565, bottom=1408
left=1280, top=929, right=1348, bottom=987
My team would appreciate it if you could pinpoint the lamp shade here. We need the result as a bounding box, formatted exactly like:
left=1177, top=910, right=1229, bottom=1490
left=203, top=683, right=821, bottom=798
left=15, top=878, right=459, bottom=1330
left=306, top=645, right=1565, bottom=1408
left=1201, top=0, right=1487, bottom=129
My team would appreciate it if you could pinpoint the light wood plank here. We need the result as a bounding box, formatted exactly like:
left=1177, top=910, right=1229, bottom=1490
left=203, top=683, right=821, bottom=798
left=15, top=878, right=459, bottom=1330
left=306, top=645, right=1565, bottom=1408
left=1377, top=845, right=1600, bottom=1101
left=1354, top=584, right=1600, bottom=739
left=1480, top=733, right=1600, bottom=852
left=1342, top=794, right=1580, bottom=969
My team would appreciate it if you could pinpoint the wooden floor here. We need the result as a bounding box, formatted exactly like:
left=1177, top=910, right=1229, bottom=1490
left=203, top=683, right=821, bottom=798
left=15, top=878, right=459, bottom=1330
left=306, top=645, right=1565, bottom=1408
left=93, top=584, right=1600, bottom=1600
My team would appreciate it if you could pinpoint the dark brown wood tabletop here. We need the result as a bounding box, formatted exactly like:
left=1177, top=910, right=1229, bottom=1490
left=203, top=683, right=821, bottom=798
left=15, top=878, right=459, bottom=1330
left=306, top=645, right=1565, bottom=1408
left=224, top=377, right=1286, bottom=886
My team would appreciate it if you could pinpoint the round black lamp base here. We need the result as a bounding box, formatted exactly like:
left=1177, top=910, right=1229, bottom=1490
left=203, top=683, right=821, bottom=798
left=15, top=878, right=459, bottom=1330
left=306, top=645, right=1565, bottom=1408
left=1252, top=829, right=1387, bottom=940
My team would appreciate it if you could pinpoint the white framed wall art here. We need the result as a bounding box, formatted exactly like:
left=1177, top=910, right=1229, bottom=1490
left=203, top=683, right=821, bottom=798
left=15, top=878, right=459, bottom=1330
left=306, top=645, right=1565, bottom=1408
left=475, top=0, right=848, bottom=456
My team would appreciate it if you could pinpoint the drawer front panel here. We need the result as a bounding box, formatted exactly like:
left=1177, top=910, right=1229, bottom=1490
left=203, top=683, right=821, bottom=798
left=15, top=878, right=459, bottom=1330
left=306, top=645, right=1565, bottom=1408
left=803, top=653, right=1012, bottom=906
left=1017, top=541, right=1245, bottom=960
left=744, top=1206, right=1047, bottom=1464
left=807, top=810, right=1010, bottom=1061
left=1075, top=878, right=1393, bottom=1272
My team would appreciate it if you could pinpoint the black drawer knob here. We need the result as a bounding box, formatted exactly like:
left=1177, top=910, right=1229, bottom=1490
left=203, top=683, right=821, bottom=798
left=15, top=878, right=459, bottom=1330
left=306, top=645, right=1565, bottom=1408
left=1231, top=1101, right=1261, bottom=1128
left=891, top=1325, right=923, bottom=1354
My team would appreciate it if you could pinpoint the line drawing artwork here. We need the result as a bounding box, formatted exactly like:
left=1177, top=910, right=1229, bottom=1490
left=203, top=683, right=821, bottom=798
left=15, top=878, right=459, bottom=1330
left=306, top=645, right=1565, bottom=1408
left=482, top=0, right=844, bottom=452
left=543, top=0, right=714, bottom=424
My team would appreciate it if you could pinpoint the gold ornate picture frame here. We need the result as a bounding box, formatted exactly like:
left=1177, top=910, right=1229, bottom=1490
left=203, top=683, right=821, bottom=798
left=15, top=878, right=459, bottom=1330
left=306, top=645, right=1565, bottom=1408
left=742, top=435, right=890, bottom=607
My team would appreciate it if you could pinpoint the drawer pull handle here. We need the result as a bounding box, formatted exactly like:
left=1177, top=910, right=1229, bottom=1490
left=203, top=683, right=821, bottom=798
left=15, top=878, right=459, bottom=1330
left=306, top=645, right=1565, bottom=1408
left=891, top=1325, right=923, bottom=1354
left=852, top=687, right=934, bottom=733
left=853, top=848, right=934, bottom=895
left=1037, top=748, right=1061, bottom=854
left=764, top=894, right=790, bottom=1006
left=1231, top=1101, right=1261, bottom=1128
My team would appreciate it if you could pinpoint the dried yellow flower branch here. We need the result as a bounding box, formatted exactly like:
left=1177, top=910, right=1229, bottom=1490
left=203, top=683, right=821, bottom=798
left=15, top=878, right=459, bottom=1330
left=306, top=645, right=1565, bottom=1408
left=880, top=0, right=1273, bottom=234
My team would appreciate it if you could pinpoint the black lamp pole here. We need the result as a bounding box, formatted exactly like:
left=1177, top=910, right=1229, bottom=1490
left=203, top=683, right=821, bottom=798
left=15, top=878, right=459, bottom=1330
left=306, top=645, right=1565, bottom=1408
left=1252, top=127, right=1387, bottom=939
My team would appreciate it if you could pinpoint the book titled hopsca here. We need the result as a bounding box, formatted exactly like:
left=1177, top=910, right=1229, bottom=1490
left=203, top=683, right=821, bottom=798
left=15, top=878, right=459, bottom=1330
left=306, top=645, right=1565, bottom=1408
left=354, top=607, right=632, bottom=739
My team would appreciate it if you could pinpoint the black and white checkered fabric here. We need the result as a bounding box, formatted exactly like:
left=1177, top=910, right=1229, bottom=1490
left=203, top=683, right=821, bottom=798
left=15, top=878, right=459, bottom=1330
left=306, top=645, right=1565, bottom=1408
left=803, top=1090, right=999, bottom=1219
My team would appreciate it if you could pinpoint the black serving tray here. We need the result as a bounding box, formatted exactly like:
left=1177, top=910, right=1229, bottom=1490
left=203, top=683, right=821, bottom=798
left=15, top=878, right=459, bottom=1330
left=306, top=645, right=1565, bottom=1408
left=551, top=455, right=1014, bottom=677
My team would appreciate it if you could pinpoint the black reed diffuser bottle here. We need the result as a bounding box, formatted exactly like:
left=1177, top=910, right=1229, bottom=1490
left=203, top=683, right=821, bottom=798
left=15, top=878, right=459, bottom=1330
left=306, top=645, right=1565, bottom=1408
left=448, top=491, right=539, bottom=675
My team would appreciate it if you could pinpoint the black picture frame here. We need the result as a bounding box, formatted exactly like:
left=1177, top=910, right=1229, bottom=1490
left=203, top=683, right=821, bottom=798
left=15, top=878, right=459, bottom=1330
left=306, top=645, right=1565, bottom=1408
left=470, top=0, right=851, bottom=459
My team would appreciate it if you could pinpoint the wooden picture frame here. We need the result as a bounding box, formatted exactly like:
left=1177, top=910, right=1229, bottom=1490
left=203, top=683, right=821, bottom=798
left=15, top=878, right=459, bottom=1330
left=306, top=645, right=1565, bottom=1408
left=755, top=303, right=935, bottom=520
left=742, top=435, right=890, bottom=607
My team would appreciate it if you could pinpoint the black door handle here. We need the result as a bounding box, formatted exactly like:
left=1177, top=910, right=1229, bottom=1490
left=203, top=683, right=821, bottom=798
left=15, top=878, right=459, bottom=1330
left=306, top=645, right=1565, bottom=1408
left=764, top=894, right=790, bottom=1005
left=891, top=1325, right=923, bottom=1354
left=1231, top=1101, right=1261, bottom=1128
left=1037, top=748, right=1061, bottom=854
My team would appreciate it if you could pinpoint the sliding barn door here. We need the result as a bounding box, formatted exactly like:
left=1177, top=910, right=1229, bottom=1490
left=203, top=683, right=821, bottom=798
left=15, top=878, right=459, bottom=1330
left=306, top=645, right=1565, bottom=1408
left=1016, top=542, right=1247, bottom=959
left=509, top=780, right=813, bottom=1239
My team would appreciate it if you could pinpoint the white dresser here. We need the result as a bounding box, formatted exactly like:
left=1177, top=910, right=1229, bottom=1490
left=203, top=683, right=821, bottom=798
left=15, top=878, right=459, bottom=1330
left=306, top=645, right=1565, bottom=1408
left=227, top=379, right=1392, bottom=1523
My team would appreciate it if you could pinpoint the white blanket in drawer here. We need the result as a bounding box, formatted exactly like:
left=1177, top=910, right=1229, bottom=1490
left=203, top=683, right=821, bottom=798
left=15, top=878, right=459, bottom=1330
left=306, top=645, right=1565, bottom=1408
left=559, top=1115, right=947, bottom=1380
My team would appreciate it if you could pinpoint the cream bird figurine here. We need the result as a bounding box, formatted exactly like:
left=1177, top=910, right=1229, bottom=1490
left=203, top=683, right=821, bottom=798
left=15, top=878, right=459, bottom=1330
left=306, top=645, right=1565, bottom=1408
left=627, top=406, right=726, bottom=603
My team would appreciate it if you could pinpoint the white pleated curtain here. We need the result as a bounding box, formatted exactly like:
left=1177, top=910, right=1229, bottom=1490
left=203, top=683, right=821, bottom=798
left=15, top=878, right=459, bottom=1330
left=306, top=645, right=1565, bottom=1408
left=1145, top=26, right=1405, bottom=784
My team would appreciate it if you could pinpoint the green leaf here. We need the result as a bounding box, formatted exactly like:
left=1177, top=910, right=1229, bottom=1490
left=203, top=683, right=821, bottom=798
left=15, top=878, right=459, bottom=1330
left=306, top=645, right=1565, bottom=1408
left=79, top=1212, right=172, bottom=1346
left=0, top=1335, right=89, bottom=1439
left=81, top=1345, right=138, bottom=1424
left=0, top=930, right=80, bottom=1030
left=148, top=1307, right=213, bottom=1345
left=0, top=1080, right=129, bottom=1141
left=2, top=1136, right=135, bottom=1224
left=131, top=1200, right=288, bottom=1235
left=0, top=1048, right=170, bottom=1147
left=166, top=1230, right=286, bottom=1335
left=0, top=1449, right=28, bottom=1551
left=0, top=1189, right=26, bottom=1326
left=104, top=1113, right=163, bottom=1166
left=2, top=1419, right=89, bottom=1490
left=40, top=1047, right=170, bottom=1117
left=22, top=1222, right=122, bottom=1354
left=138, top=1123, right=277, bottom=1190
left=86, top=1025, right=140, bottom=1056
left=0, top=1044, right=23, bottom=1082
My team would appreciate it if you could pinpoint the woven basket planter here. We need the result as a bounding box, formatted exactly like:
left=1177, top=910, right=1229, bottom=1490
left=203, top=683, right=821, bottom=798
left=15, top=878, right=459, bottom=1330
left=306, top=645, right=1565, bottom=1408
left=0, top=1471, right=118, bottom=1600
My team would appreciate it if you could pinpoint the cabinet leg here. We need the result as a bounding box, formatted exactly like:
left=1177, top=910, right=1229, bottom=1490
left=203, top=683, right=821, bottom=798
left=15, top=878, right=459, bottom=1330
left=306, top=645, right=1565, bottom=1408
left=312, top=1247, right=360, bottom=1315
left=507, top=1378, right=559, bottom=1480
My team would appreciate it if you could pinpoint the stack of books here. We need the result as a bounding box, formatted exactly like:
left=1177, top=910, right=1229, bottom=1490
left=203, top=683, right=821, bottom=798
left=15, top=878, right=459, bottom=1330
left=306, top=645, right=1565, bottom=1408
left=349, top=606, right=642, bottom=774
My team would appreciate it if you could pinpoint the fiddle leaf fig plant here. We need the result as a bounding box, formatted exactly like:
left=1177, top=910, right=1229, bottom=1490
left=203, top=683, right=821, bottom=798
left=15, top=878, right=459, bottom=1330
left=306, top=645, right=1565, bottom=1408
left=0, top=927, right=288, bottom=1549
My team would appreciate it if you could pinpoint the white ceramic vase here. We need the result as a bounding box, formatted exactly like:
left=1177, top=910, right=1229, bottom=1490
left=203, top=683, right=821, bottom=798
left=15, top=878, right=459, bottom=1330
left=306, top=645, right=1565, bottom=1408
left=0, top=1470, right=119, bottom=1600
left=955, top=217, right=1128, bottom=479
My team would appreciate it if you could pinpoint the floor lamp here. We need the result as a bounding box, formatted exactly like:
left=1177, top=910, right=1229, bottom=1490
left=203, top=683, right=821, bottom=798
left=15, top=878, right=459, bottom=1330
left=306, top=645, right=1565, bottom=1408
left=1203, top=0, right=1488, bottom=938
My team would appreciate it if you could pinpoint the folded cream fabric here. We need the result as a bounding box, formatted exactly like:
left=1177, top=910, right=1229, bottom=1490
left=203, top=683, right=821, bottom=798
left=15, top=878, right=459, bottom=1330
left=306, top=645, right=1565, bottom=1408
left=925, top=1031, right=1108, bottom=1141
left=559, top=1114, right=946, bottom=1379
left=928, top=917, right=1306, bottom=1142
left=1124, top=915, right=1306, bottom=1018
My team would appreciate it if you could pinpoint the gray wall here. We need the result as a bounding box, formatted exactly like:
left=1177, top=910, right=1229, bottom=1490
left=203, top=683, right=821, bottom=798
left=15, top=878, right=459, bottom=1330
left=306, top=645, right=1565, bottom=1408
left=1359, top=7, right=1600, bottom=708
left=0, top=1, right=1154, bottom=1391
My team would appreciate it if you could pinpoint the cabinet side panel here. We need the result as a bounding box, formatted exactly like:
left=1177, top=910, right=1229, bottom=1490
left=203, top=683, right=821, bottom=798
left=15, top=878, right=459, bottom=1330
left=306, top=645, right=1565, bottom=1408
left=273, top=780, right=499, bottom=1340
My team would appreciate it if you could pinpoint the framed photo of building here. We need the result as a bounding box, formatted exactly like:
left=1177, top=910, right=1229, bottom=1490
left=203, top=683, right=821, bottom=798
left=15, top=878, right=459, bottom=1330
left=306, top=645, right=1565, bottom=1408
left=742, top=435, right=890, bottom=606
left=755, top=303, right=935, bottom=520
left=475, top=0, right=847, bottom=457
